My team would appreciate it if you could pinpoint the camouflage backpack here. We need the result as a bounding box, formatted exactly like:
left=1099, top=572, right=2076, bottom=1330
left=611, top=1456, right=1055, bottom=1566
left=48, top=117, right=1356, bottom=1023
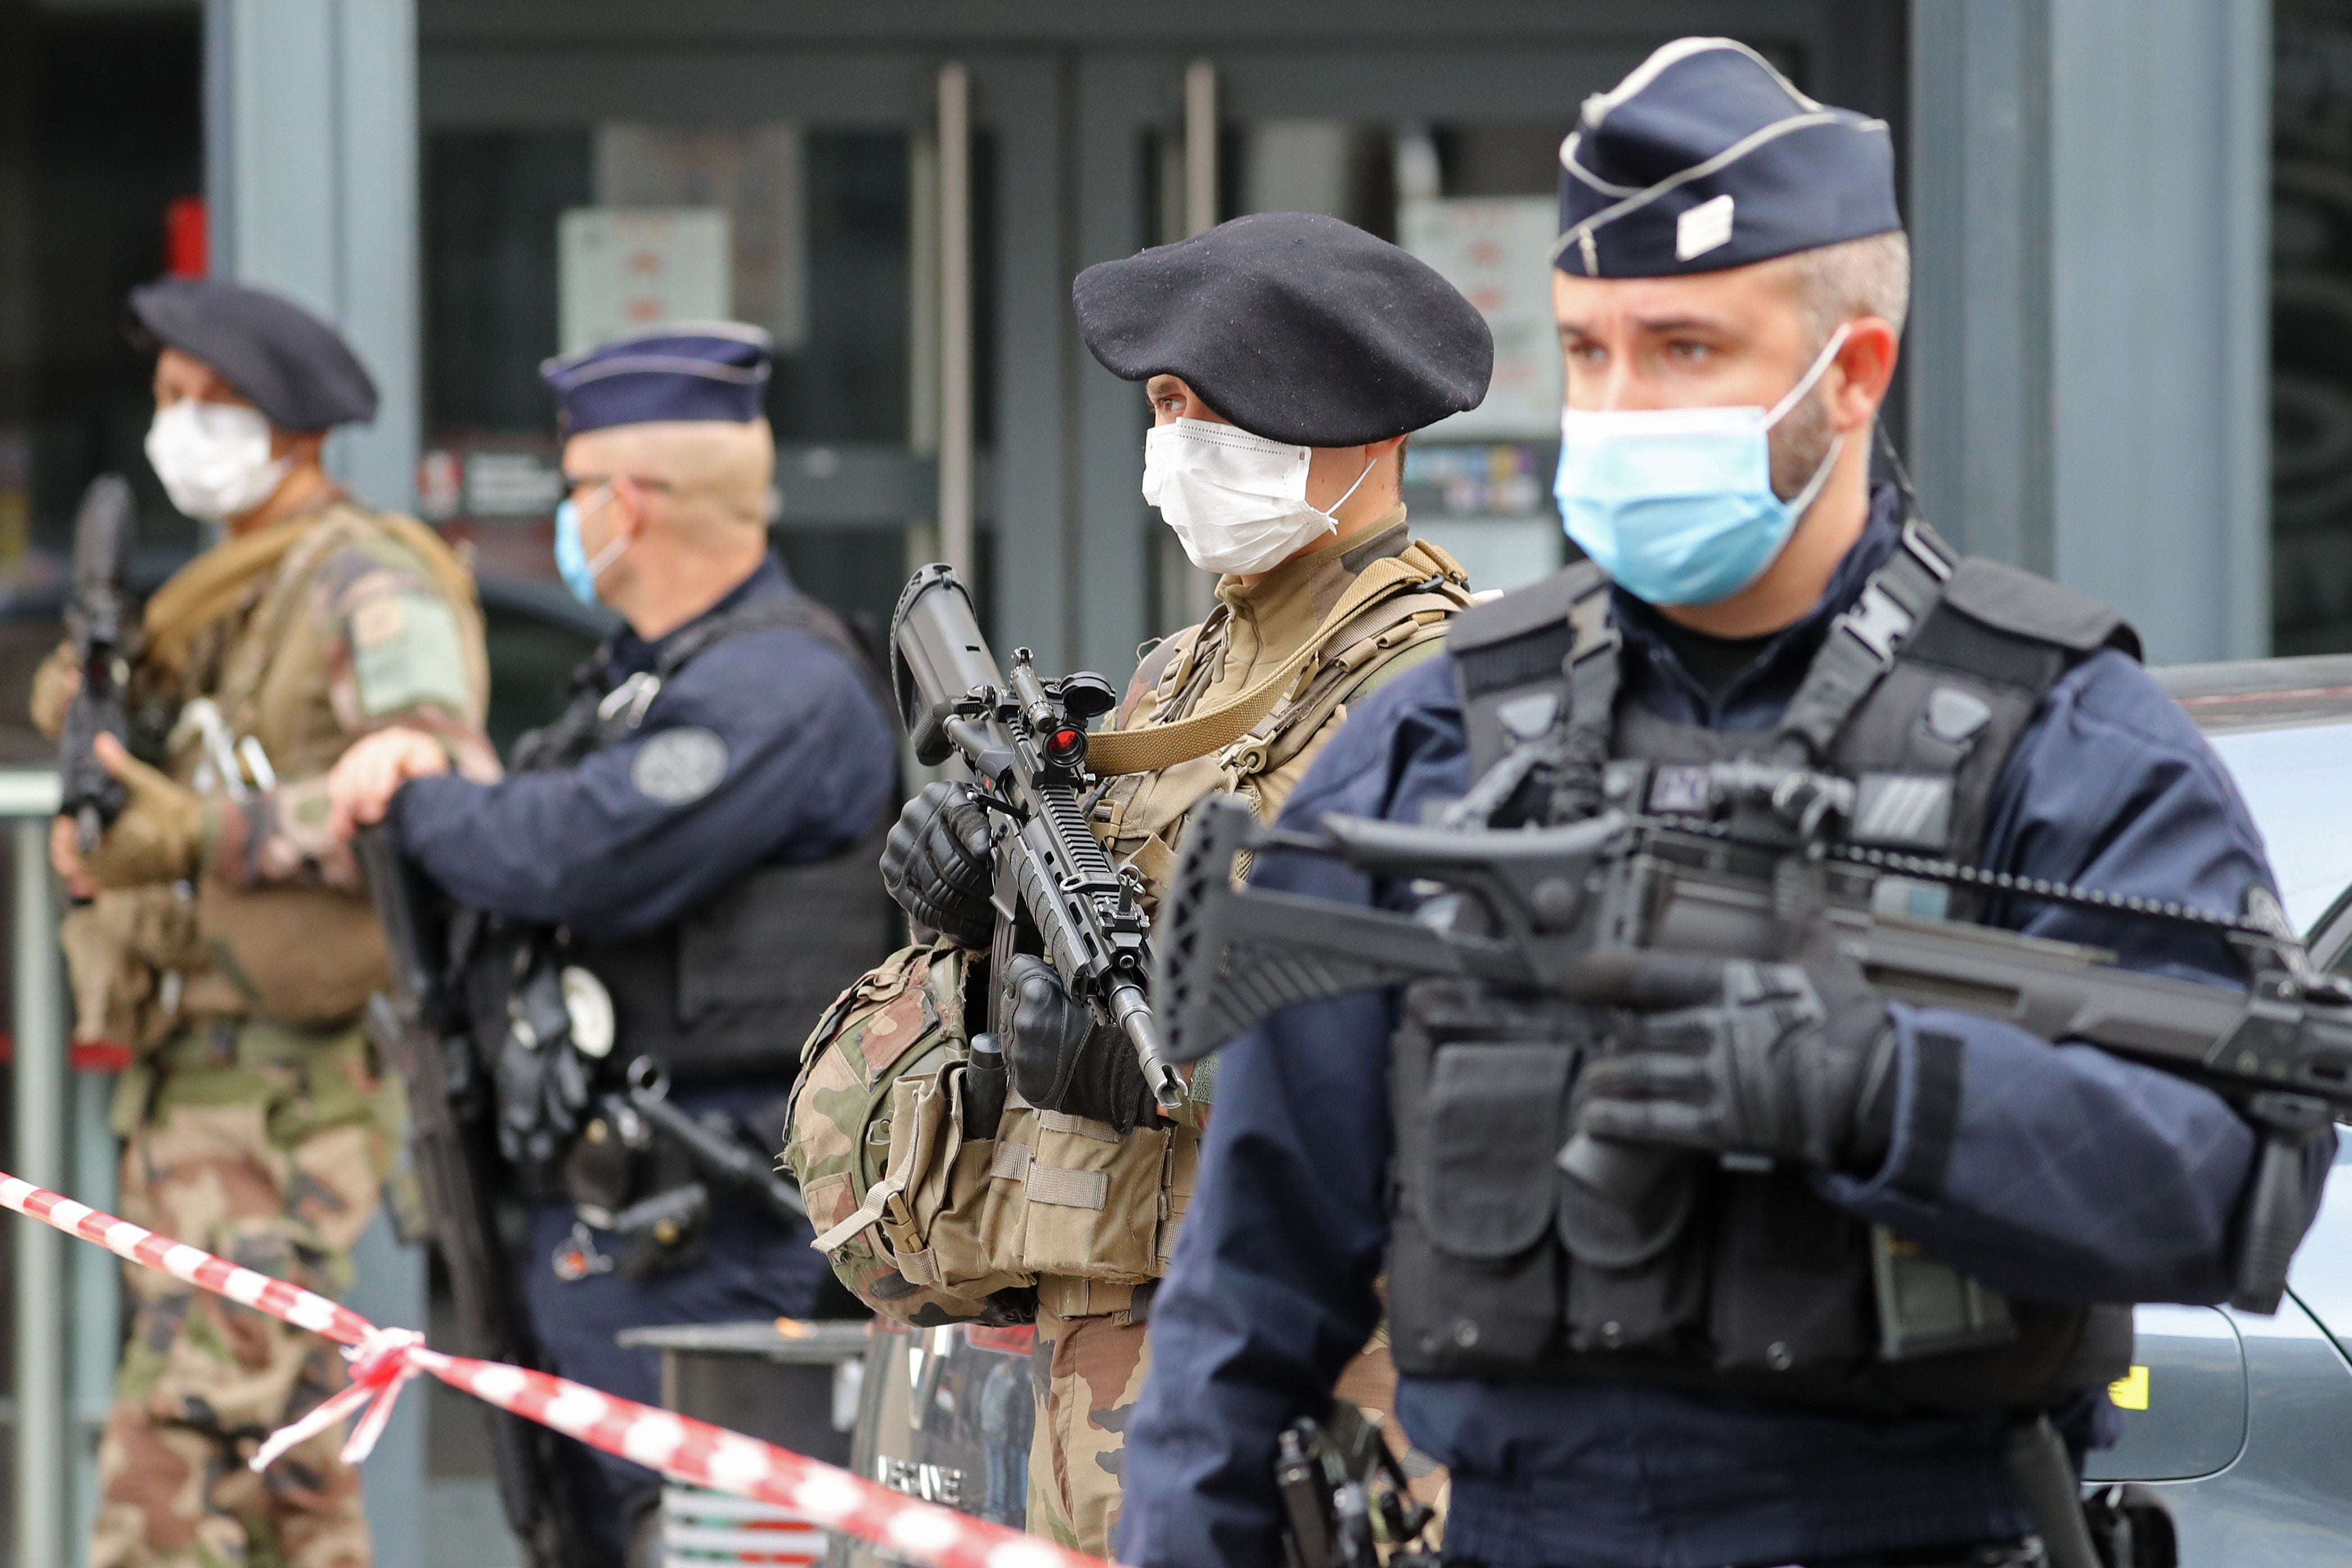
left=784, top=939, right=1034, bottom=1326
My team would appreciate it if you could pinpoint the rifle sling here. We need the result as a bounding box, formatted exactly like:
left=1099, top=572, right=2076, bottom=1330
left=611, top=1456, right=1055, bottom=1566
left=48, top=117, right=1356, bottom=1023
left=1086, top=547, right=1454, bottom=777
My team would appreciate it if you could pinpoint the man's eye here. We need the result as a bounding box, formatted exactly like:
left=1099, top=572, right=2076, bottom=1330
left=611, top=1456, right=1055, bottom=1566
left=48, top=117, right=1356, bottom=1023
left=1666, top=340, right=1714, bottom=363
left=1564, top=342, right=1606, bottom=366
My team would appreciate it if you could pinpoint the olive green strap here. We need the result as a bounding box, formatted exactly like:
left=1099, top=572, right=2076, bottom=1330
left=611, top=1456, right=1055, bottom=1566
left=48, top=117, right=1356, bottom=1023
left=1086, top=542, right=1464, bottom=776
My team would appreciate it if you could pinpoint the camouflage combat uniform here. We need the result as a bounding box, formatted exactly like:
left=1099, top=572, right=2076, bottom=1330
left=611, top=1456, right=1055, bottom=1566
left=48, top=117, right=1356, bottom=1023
left=37, top=494, right=494, bottom=1568
left=1026, top=516, right=1467, bottom=1555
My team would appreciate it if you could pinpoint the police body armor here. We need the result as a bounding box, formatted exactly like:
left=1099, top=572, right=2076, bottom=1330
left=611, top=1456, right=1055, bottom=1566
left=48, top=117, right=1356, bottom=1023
left=479, top=591, right=897, bottom=1206
left=1392, top=521, right=2138, bottom=1416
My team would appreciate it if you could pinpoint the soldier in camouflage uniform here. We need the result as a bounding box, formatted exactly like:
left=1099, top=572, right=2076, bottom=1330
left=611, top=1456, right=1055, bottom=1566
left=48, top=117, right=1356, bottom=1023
left=868, top=215, right=1494, bottom=1556
left=35, top=279, right=495, bottom=1568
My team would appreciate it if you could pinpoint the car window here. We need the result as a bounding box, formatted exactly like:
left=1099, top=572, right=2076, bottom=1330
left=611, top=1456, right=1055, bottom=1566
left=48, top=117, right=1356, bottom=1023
left=481, top=597, right=599, bottom=758
left=2206, top=721, right=2352, bottom=934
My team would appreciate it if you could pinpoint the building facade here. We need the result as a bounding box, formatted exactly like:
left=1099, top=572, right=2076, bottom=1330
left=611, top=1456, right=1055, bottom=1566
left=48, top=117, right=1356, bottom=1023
left=0, top=0, right=2310, bottom=1564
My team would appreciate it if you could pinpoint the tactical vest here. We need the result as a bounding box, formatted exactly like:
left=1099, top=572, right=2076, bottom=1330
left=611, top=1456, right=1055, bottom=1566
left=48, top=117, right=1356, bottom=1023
left=515, top=591, right=898, bottom=1079
left=796, top=535, right=1475, bottom=1324
left=1013, top=539, right=1473, bottom=1319
left=1391, top=521, right=2140, bottom=1417
left=144, top=500, right=487, bottom=1029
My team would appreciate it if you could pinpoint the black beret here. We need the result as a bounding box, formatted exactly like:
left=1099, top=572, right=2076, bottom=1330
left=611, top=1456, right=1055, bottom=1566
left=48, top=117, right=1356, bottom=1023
left=126, top=277, right=377, bottom=430
left=1555, top=38, right=1900, bottom=279
left=539, top=323, right=772, bottom=435
left=1073, top=212, right=1493, bottom=447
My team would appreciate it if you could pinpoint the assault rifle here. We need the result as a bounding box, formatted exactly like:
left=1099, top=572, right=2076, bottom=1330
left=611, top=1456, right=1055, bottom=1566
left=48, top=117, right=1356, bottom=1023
left=1154, top=768, right=2350, bottom=1314
left=61, top=475, right=135, bottom=852
left=890, top=564, right=1184, bottom=1111
left=354, top=827, right=592, bottom=1568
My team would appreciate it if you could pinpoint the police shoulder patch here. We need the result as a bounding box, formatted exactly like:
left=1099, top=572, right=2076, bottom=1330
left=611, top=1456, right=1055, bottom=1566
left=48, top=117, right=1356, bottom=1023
left=631, top=726, right=730, bottom=805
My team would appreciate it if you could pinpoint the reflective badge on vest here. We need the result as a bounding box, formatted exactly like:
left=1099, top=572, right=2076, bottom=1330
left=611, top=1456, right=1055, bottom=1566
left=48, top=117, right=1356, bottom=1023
left=631, top=726, right=730, bottom=804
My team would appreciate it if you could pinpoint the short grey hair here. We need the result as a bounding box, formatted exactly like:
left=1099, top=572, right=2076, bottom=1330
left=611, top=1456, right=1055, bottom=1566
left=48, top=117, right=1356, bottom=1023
left=1780, top=230, right=1912, bottom=344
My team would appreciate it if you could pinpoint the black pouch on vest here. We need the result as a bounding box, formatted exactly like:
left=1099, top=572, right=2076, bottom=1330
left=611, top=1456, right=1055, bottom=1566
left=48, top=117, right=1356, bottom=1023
left=1564, top=1189, right=1712, bottom=1355
left=1422, top=1042, right=1570, bottom=1362
left=1708, top=1170, right=1873, bottom=1373
left=1391, top=980, right=1590, bottom=1374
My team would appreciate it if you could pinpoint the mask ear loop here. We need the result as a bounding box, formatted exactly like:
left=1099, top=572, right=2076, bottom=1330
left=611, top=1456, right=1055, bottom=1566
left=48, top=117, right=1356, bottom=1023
left=1318, top=449, right=1381, bottom=522
left=577, top=481, right=633, bottom=582
left=1766, top=323, right=1856, bottom=521
left=1763, top=322, right=1855, bottom=429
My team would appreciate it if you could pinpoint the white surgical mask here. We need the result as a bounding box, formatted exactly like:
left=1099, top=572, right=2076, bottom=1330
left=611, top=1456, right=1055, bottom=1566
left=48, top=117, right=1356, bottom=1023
left=1141, top=418, right=1376, bottom=577
left=144, top=400, right=293, bottom=523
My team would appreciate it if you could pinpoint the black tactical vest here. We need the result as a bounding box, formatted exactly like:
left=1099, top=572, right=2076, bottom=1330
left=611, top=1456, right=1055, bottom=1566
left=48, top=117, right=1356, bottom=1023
left=512, top=590, right=898, bottom=1080
left=1390, top=521, right=2142, bottom=1417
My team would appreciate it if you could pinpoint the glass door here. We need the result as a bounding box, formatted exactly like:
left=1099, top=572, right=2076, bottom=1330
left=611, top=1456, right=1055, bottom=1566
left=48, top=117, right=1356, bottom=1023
left=420, top=58, right=1006, bottom=737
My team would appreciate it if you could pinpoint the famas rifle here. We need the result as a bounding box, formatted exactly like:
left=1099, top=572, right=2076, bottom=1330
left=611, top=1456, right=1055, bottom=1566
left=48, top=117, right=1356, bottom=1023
left=61, top=475, right=135, bottom=851
left=353, top=827, right=592, bottom=1568
left=890, top=563, right=1184, bottom=1111
left=1153, top=766, right=2350, bottom=1314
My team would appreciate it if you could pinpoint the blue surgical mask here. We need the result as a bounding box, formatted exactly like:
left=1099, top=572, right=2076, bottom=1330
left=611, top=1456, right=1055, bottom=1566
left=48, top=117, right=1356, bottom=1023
left=553, top=486, right=629, bottom=608
left=1553, top=325, right=1850, bottom=607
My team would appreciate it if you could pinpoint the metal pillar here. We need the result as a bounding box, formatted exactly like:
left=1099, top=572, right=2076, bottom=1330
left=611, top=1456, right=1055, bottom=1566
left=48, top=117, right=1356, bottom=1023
left=972, top=54, right=1069, bottom=669
left=1181, top=59, right=1221, bottom=625
left=206, top=0, right=422, bottom=516
left=938, top=62, right=976, bottom=587
left=204, top=6, right=428, bottom=1566
left=69, top=1058, right=118, bottom=1561
left=1908, top=0, right=2271, bottom=662
left=12, top=798, right=65, bottom=1568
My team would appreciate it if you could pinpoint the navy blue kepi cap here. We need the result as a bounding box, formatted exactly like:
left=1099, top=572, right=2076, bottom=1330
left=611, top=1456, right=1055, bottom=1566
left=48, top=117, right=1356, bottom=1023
left=540, top=323, right=772, bottom=435
left=127, top=278, right=377, bottom=431
left=1073, top=212, right=1493, bottom=448
left=1555, top=38, right=1900, bottom=279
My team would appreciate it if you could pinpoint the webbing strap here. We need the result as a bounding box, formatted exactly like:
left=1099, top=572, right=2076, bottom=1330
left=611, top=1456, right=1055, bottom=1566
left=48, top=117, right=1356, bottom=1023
left=1023, top=1164, right=1110, bottom=1210
left=654, top=594, right=850, bottom=679
left=808, top=1103, right=923, bottom=1253
left=1085, top=544, right=1464, bottom=776
left=1458, top=521, right=1962, bottom=828
left=985, top=1141, right=1113, bottom=1209
left=1546, top=582, right=1627, bottom=824
left=522, top=586, right=888, bottom=771
left=1769, top=520, right=1957, bottom=766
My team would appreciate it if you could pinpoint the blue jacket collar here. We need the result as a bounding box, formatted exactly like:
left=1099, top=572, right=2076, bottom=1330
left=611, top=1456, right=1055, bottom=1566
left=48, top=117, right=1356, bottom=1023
left=607, top=551, right=793, bottom=679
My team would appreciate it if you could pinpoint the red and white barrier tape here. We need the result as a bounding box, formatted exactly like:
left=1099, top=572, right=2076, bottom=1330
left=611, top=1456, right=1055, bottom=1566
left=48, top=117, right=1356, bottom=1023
left=0, top=1172, right=1108, bottom=1568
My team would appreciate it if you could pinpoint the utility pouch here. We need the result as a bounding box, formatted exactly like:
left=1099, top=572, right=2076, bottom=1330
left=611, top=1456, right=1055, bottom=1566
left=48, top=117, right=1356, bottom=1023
left=1707, top=1170, right=1872, bottom=1373
left=1390, top=980, right=1587, bottom=1374
left=991, top=1104, right=1170, bottom=1281
left=1564, top=1199, right=1711, bottom=1356
left=874, top=1064, right=1029, bottom=1295
left=195, top=882, right=390, bottom=1025
left=784, top=940, right=1034, bottom=1324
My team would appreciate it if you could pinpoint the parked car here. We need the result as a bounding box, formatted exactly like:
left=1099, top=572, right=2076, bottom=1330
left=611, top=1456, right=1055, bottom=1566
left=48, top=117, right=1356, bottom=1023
left=844, top=654, right=2352, bottom=1567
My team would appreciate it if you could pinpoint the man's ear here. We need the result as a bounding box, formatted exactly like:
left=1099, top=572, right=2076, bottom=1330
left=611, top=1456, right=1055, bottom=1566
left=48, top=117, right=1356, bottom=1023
left=1830, top=318, right=1900, bottom=434
left=608, top=475, right=654, bottom=541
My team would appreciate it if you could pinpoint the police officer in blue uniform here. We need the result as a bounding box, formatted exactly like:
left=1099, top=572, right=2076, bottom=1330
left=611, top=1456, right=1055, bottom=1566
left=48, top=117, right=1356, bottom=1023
left=1117, top=39, right=2333, bottom=1568
left=329, top=325, right=897, bottom=1564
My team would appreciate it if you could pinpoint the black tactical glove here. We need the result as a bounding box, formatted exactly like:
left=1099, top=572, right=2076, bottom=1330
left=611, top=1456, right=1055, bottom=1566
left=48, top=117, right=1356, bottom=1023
left=1572, top=953, right=1899, bottom=1172
left=493, top=952, right=594, bottom=1170
left=1003, top=954, right=1155, bottom=1134
left=880, top=781, right=998, bottom=948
